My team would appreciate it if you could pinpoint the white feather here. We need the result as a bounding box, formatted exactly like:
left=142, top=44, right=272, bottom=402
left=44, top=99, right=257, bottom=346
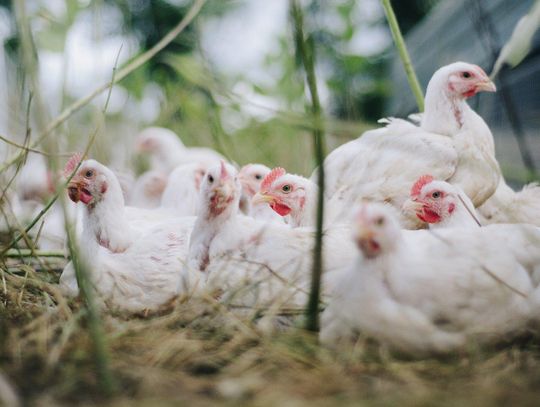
left=321, top=203, right=540, bottom=354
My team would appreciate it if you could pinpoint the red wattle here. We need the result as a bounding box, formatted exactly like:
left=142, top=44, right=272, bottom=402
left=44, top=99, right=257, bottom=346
left=271, top=202, right=291, bottom=217
left=418, top=208, right=441, bottom=224
left=462, top=88, right=477, bottom=98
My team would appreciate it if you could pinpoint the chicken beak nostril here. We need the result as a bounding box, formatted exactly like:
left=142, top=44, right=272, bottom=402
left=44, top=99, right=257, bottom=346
left=252, top=192, right=274, bottom=206
left=355, top=227, right=380, bottom=257
left=477, top=79, right=496, bottom=92
left=215, top=183, right=232, bottom=199
left=356, top=228, right=374, bottom=241
left=402, top=198, right=424, bottom=214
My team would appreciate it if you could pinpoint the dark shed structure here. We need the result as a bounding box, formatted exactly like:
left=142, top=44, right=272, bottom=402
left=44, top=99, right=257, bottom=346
left=388, top=0, right=540, bottom=182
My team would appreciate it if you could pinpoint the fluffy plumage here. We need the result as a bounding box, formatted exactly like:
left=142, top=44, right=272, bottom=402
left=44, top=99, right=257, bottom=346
left=320, top=203, right=540, bottom=354
left=253, top=168, right=319, bottom=227
left=33, top=200, right=79, bottom=250
left=478, top=180, right=540, bottom=226
left=129, top=170, right=168, bottom=209
left=238, top=163, right=284, bottom=223
left=17, top=153, right=54, bottom=201
left=136, top=127, right=224, bottom=173
left=66, top=158, right=139, bottom=252
left=317, top=62, right=499, bottom=229
left=402, top=175, right=480, bottom=228
left=188, top=162, right=355, bottom=308
left=159, top=163, right=207, bottom=217
left=60, top=158, right=195, bottom=312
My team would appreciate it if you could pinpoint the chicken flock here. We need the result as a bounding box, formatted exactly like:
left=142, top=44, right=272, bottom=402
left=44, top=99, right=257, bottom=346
left=5, top=62, right=540, bottom=355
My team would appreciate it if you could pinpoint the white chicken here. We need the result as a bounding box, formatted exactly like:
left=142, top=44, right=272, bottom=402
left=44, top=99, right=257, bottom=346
left=317, top=62, right=499, bottom=228
left=1, top=164, right=77, bottom=251
left=187, top=162, right=355, bottom=308
left=60, top=157, right=195, bottom=313
left=63, top=155, right=202, bottom=233
left=160, top=163, right=206, bottom=217
left=136, top=126, right=224, bottom=174
left=62, top=154, right=190, bottom=251
left=128, top=170, right=168, bottom=209
left=63, top=156, right=141, bottom=252
left=478, top=179, right=540, bottom=226
left=320, top=203, right=540, bottom=354
left=252, top=167, right=345, bottom=228
left=252, top=167, right=317, bottom=227
left=16, top=153, right=53, bottom=202
left=0, top=191, right=40, bottom=233
left=4, top=153, right=55, bottom=237
left=401, top=175, right=480, bottom=229
left=32, top=199, right=80, bottom=251
left=239, top=164, right=285, bottom=223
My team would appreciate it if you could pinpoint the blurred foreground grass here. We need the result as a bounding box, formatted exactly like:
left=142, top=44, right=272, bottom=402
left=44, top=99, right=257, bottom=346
left=2, top=262, right=540, bottom=406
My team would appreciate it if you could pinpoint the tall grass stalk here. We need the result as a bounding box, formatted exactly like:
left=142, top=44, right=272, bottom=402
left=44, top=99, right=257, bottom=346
left=53, top=42, right=126, bottom=397
left=380, top=0, right=425, bottom=112
left=11, top=0, right=118, bottom=394
left=66, top=232, right=116, bottom=394
left=0, top=128, right=96, bottom=256
left=290, top=0, right=326, bottom=332
left=4, top=249, right=65, bottom=258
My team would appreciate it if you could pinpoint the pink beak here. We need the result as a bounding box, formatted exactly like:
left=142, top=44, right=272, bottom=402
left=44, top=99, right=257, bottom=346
left=476, top=67, right=496, bottom=92
left=476, top=79, right=496, bottom=92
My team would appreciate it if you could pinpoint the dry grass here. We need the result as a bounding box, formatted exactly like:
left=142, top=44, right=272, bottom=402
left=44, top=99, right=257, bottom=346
left=2, top=260, right=540, bottom=406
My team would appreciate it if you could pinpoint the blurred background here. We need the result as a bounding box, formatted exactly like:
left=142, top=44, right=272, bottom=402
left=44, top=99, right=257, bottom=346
left=0, top=0, right=538, bottom=180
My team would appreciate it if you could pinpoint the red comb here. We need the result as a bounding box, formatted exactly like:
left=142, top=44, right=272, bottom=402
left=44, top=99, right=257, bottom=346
left=261, top=167, right=286, bottom=192
left=63, top=152, right=83, bottom=177
left=411, top=174, right=434, bottom=197
left=220, top=160, right=228, bottom=179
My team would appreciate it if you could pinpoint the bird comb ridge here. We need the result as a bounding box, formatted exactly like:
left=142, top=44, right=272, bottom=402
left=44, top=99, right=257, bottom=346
left=220, top=160, right=229, bottom=179
left=411, top=174, right=434, bottom=197
left=261, top=167, right=286, bottom=192
left=63, top=152, right=83, bottom=177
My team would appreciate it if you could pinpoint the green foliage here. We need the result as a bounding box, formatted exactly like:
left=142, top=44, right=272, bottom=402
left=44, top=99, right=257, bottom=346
left=259, top=0, right=414, bottom=122
left=310, top=1, right=389, bottom=121
left=263, top=37, right=306, bottom=109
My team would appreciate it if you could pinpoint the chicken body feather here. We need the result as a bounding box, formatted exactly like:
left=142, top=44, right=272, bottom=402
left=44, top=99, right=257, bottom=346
left=59, top=158, right=195, bottom=312
left=321, top=203, right=540, bottom=354
left=318, top=62, right=499, bottom=229
left=188, top=163, right=355, bottom=309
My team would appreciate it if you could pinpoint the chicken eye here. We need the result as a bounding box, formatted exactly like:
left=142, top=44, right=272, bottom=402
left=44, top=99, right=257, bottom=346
left=85, top=170, right=94, bottom=178
left=432, top=191, right=441, bottom=199
left=462, top=71, right=472, bottom=79
left=375, top=217, right=385, bottom=226
left=208, top=174, right=214, bottom=184
left=255, top=174, right=262, bottom=180
left=282, top=184, right=292, bottom=193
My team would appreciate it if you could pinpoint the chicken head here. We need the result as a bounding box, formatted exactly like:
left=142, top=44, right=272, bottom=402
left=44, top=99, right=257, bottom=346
left=402, top=175, right=458, bottom=224
left=238, top=163, right=271, bottom=199
left=200, top=161, right=240, bottom=218
left=354, top=203, right=401, bottom=259
left=252, top=167, right=312, bottom=218
left=438, top=62, right=496, bottom=99
left=66, top=157, right=112, bottom=207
